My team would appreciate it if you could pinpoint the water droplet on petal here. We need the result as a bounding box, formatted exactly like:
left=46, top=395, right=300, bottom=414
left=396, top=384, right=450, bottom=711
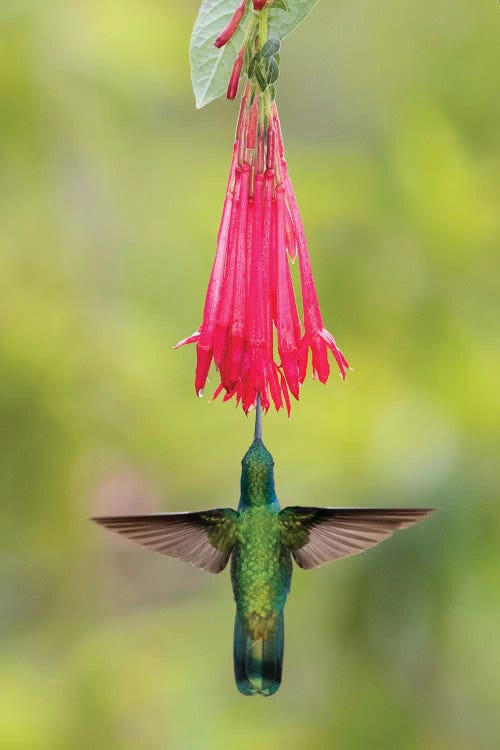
left=197, top=389, right=204, bottom=398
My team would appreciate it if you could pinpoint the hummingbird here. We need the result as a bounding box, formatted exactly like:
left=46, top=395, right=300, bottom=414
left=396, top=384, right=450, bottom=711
left=93, top=405, right=433, bottom=696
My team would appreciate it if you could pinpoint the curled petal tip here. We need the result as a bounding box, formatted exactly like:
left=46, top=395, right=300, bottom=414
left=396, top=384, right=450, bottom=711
left=175, top=330, right=200, bottom=349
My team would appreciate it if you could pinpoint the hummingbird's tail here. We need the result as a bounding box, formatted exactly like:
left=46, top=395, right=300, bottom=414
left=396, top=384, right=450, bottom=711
left=233, top=611, right=284, bottom=697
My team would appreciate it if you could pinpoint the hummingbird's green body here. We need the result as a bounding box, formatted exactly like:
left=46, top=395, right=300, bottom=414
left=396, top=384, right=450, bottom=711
left=94, top=433, right=432, bottom=697
left=231, top=439, right=292, bottom=695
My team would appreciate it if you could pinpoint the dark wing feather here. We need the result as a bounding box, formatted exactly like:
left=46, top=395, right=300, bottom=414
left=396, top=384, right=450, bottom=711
left=92, top=509, right=238, bottom=573
left=280, top=507, right=433, bottom=569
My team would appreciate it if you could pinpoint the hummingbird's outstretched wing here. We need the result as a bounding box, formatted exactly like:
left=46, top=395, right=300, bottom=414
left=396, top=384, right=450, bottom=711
left=279, top=507, right=433, bottom=569
left=92, top=509, right=238, bottom=573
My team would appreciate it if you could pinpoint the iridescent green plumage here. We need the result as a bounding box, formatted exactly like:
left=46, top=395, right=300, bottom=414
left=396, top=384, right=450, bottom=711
left=230, top=439, right=291, bottom=695
left=93, top=433, right=432, bottom=697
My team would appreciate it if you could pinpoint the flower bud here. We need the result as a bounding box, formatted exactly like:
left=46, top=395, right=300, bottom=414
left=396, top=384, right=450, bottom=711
left=227, top=48, right=244, bottom=100
left=214, top=1, right=247, bottom=48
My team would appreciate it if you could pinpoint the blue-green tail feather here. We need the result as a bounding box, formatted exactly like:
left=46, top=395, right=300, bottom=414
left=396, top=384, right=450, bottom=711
left=233, top=612, right=284, bottom=697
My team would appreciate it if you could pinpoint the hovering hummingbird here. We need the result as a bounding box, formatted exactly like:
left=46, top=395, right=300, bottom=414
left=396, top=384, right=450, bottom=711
left=93, top=408, right=432, bottom=697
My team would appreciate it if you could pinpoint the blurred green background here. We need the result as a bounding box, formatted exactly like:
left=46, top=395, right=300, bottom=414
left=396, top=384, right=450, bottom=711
left=1, top=1, right=499, bottom=748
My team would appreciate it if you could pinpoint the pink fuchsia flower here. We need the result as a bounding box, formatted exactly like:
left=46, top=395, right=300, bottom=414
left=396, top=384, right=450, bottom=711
left=176, top=84, right=349, bottom=414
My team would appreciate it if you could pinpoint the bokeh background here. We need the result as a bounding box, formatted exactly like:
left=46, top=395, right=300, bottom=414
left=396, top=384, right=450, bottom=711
left=1, top=1, right=499, bottom=748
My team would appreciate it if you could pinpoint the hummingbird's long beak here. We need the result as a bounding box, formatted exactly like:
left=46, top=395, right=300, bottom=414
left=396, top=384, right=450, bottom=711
left=254, top=395, right=263, bottom=441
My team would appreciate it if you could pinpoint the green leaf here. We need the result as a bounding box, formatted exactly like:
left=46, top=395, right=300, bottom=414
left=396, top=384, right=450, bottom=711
left=190, top=0, right=320, bottom=109
left=248, top=51, right=260, bottom=78
left=254, top=63, right=268, bottom=92
left=266, top=56, right=280, bottom=84
left=190, top=1, right=251, bottom=110
left=261, top=37, right=281, bottom=59
left=267, top=0, right=320, bottom=41
left=272, top=0, right=289, bottom=13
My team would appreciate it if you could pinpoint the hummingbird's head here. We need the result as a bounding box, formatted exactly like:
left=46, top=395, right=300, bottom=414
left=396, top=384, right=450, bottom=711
left=240, top=439, right=276, bottom=507
left=241, top=438, right=276, bottom=505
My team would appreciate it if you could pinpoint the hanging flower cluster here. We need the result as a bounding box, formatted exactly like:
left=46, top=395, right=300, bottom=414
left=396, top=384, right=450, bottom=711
left=176, top=10, right=349, bottom=415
